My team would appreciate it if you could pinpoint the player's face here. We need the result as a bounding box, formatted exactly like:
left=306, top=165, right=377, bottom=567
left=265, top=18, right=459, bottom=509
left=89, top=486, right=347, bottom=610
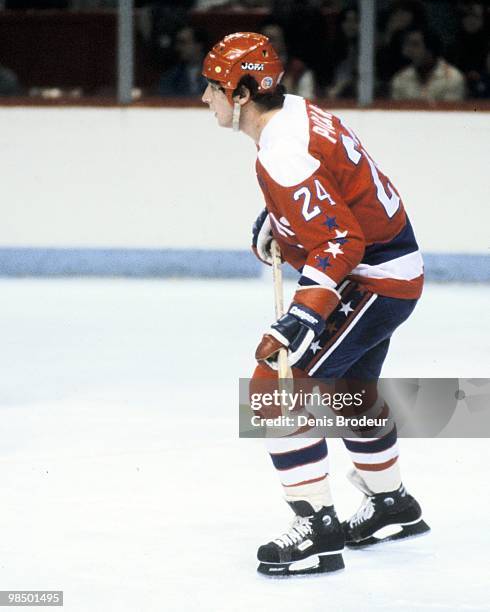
left=202, top=83, right=233, bottom=128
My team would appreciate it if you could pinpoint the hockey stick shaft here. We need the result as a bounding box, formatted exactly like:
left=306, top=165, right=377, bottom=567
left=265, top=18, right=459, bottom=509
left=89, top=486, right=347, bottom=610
left=270, top=240, right=293, bottom=381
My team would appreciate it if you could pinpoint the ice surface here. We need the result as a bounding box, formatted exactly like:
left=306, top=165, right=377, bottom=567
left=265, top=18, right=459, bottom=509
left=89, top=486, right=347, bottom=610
left=0, top=279, right=489, bottom=612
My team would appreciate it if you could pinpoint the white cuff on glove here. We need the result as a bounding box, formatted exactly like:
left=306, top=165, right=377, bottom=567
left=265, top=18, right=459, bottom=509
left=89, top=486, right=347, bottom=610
left=255, top=213, right=273, bottom=265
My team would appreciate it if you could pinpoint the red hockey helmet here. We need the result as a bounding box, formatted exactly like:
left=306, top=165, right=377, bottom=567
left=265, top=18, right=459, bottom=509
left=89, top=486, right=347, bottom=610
left=202, top=32, right=284, bottom=103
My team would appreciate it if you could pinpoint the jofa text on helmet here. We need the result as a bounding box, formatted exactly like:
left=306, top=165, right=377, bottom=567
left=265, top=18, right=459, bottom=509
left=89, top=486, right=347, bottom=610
left=241, top=62, right=265, bottom=71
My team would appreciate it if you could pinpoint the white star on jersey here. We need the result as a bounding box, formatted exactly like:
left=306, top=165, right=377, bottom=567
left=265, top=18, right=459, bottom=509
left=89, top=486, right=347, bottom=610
left=334, top=229, right=348, bottom=239
left=310, top=340, right=322, bottom=354
left=339, top=301, right=354, bottom=316
left=324, top=241, right=344, bottom=258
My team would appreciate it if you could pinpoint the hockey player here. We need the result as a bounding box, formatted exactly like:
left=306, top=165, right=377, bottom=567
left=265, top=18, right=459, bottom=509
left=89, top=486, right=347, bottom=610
left=202, top=32, right=430, bottom=577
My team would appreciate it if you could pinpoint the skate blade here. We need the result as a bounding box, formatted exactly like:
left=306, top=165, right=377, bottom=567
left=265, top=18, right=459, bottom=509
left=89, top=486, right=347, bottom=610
left=257, top=552, right=344, bottom=577
left=347, top=519, right=430, bottom=549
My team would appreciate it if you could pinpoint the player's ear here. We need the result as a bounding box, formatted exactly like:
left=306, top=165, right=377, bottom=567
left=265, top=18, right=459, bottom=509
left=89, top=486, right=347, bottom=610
left=233, top=84, right=251, bottom=106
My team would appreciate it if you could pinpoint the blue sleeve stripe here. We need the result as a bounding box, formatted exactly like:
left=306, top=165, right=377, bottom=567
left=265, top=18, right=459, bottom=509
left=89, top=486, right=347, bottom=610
left=298, top=275, right=320, bottom=287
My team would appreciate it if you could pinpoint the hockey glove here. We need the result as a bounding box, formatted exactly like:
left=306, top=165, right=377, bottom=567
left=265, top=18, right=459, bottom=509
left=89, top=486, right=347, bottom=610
left=252, top=208, right=273, bottom=265
left=256, top=303, right=326, bottom=369
left=255, top=287, right=340, bottom=369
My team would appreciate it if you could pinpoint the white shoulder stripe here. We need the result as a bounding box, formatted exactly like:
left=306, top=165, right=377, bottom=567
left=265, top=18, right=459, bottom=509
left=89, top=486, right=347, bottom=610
left=258, top=95, right=320, bottom=187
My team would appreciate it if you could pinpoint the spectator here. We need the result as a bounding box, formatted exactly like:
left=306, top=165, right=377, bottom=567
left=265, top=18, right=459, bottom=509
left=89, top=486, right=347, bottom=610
left=377, top=1, right=427, bottom=85
left=391, top=27, right=466, bottom=101
left=157, top=25, right=208, bottom=97
left=0, top=64, right=20, bottom=96
left=272, top=1, right=326, bottom=90
left=260, top=21, right=316, bottom=98
left=471, top=42, right=490, bottom=98
left=196, top=0, right=270, bottom=8
left=450, top=1, right=489, bottom=97
left=5, top=1, right=68, bottom=7
left=195, top=0, right=225, bottom=7
left=144, top=2, right=196, bottom=74
left=324, top=7, right=359, bottom=100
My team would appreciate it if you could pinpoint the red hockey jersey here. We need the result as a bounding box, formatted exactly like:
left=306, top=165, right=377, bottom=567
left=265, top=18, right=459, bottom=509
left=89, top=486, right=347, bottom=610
left=256, top=95, right=424, bottom=300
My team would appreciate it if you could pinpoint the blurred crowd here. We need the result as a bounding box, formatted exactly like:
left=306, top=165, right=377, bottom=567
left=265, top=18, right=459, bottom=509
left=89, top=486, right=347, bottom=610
left=152, top=0, right=490, bottom=101
left=0, top=0, right=489, bottom=101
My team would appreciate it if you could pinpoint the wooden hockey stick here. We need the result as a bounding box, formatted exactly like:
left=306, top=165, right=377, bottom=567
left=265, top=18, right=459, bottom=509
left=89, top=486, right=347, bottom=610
left=270, top=240, right=293, bottom=381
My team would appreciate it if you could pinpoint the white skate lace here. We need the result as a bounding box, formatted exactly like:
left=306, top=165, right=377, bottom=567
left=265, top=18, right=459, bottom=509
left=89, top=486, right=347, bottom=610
left=273, top=516, right=313, bottom=549
left=349, top=497, right=375, bottom=527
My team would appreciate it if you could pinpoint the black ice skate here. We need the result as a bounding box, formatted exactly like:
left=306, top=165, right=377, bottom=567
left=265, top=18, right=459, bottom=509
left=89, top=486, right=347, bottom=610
left=257, top=501, right=345, bottom=577
left=343, top=478, right=430, bottom=548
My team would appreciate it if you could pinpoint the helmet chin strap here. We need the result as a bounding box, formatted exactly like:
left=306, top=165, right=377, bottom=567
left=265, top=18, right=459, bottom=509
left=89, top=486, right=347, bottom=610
left=232, top=102, right=241, bottom=132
